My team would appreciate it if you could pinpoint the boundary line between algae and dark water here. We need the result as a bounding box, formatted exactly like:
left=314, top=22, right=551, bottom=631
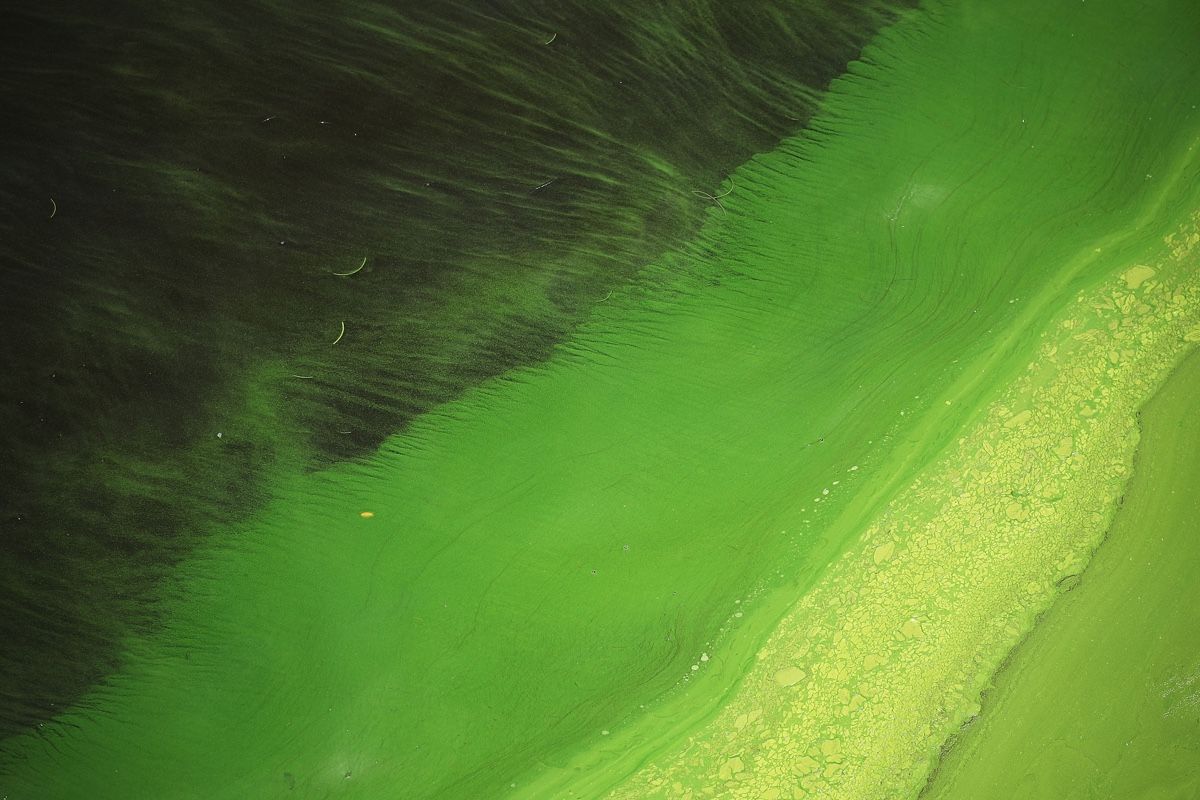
left=0, top=0, right=923, bottom=746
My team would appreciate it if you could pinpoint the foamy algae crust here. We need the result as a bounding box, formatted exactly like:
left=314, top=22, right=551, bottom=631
left=923, top=324, right=1200, bottom=799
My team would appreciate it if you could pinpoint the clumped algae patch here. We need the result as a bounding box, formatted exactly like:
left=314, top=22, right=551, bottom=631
left=599, top=212, right=1200, bottom=799
left=923, top=289, right=1200, bottom=799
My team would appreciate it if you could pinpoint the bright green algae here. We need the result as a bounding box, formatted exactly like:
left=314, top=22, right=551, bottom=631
left=921, top=347, right=1200, bottom=800
left=3, top=1, right=1200, bottom=799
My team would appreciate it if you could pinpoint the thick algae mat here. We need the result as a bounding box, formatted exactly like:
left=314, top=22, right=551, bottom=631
left=921, top=346, right=1200, bottom=799
left=2, top=2, right=1200, bottom=799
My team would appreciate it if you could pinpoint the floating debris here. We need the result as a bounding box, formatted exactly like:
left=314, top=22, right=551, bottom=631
left=332, top=257, right=366, bottom=277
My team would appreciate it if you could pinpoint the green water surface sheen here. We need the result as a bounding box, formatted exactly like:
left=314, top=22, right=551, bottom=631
left=2, top=1, right=1199, bottom=799
left=922, top=349, right=1200, bottom=800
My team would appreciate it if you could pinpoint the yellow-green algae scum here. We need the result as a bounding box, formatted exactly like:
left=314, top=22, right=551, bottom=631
left=920, top=339, right=1200, bottom=800
left=3, top=2, right=1200, bottom=800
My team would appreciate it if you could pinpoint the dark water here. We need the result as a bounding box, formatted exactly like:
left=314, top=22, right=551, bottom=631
left=0, top=0, right=914, bottom=743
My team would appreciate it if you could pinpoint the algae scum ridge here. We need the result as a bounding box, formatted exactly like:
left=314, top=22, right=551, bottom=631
left=2, top=1, right=1200, bottom=799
